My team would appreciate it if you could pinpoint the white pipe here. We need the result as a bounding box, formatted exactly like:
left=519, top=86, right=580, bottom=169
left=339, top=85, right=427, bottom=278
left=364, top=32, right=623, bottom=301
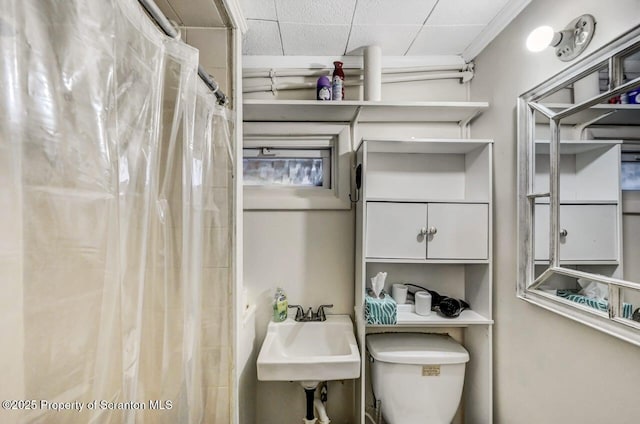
left=364, top=46, right=382, bottom=101
left=314, top=398, right=330, bottom=424
left=242, top=64, right=469, bottom=79
left=364, top=412, right=377, bottom=424
left=243, top=71, right=473, bottom=94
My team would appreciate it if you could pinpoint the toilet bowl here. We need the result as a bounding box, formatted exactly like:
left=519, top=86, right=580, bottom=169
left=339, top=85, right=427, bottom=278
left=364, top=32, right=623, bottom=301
left=366, top=333, right=469, bottom=424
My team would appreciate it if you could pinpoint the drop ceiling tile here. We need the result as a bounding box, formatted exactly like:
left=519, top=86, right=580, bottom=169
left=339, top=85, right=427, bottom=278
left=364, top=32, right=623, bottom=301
left=275, top=0, right=356, bottom=25
left=352, top=0, right=438, bottom=25
left=165, top=0, right=225, bottom=27
left=346, top=25, right=422, bottom=55
left=407, top=25, right=485, bottom=55
left=239, top=0, right=277, bottom=20
left=243, top=20, right=283, bottom=55
left=426, top=0, right=510, bottom=25
left=280, top=23, right=350, bottom=55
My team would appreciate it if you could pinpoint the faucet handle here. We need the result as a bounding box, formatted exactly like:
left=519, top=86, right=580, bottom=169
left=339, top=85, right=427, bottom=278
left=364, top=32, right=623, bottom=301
left=288, top=304, right=304, bottom=321
left=316, top=304, right=334, bottom=321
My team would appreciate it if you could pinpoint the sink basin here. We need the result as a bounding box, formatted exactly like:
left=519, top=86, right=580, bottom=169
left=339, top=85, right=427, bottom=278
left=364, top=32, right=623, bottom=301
left=257, top=315, right=361, bottom=382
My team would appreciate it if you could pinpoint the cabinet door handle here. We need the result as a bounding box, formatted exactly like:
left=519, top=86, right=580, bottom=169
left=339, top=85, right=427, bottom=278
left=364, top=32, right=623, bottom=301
left=419, top=227, right=428, bottom=236
left=427, top=226, right=437, bottom=235
left=559, top=229, right=568, bottom=237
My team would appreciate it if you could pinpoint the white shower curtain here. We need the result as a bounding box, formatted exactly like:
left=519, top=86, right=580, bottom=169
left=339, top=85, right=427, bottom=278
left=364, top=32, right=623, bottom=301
left=0, top=0, right=233, bottom=423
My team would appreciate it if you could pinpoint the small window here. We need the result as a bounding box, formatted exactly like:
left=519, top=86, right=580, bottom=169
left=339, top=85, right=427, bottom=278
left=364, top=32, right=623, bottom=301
left=242, top=123, right=351, bottom=210
left=243, top=148, right=331, bottom=188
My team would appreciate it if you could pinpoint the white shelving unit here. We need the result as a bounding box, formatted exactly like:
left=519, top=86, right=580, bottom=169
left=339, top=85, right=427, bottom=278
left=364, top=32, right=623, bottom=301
left=355, top=138, right=493, bottom=424
left=242, top=100, right=493, bottom=424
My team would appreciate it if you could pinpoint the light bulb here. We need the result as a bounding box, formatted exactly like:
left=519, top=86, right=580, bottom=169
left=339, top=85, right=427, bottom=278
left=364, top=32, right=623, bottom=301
left=526, top=26, right=555, bottom=52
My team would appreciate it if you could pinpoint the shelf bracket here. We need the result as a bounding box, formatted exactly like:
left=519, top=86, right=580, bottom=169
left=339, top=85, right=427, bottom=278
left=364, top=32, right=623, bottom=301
left=459, top=110, right=480, bottom=139
left=350, top=105, right=362, bottom=151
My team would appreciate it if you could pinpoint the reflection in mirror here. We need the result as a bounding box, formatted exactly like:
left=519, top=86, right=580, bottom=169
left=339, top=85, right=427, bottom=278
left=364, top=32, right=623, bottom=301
left=621, top=48, right=640, bottom=104
left=536, top=64, right=610, bottom=106
left=536, top=274, right=614, bottom=317
left=621, top=145, right=640, bottom=190
left=519, top=26, right=640, bottom=344
left=621, top=287, right=640, bottom=324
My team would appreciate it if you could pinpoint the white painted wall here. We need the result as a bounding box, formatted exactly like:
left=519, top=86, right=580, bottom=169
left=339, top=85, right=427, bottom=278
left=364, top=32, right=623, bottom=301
left=243, top=210, right=356, bottom=423
left=471, top=1, right=640, bottom=422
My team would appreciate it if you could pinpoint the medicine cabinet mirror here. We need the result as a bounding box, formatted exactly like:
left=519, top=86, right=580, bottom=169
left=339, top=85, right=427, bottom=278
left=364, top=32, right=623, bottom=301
left=518, top=25, right=640, bottom=345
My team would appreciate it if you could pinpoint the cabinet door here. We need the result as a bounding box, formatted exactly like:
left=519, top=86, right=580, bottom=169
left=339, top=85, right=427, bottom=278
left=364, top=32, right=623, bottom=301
left=534, top=204, right=618, bottom=261
left=427, top=203, right=489, bottom=260
left=366, top=202, right=426, bottom=259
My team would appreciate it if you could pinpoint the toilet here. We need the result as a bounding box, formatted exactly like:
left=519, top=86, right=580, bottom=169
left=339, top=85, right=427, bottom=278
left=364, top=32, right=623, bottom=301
left=366, top=333, right=469, bottom=424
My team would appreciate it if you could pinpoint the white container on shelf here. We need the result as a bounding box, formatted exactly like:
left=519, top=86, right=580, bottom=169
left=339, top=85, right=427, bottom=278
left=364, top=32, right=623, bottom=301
left=391, top=283, right=408, bottom=304
left=415, top=291, right=432, bottom=315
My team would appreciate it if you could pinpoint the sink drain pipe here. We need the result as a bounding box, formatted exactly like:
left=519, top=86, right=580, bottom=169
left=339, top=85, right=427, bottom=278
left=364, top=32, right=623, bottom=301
left=314, top=383, right=330, bottom=424
left=304, top=388, right=316, bottom=423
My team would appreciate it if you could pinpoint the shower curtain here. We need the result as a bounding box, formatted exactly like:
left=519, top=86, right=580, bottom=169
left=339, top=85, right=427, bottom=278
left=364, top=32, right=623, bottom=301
left=0, top=0, right=234, bottom=423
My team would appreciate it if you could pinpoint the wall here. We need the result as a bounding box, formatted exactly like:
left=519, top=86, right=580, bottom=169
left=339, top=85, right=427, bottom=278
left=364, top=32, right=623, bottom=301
left=471, top=1, right=640, bottom=422
left=183, top=26, right=232, bottom=96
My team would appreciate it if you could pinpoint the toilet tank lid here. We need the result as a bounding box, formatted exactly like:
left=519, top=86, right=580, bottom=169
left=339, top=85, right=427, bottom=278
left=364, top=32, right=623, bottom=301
left=366, top=333, right=469, bottom=365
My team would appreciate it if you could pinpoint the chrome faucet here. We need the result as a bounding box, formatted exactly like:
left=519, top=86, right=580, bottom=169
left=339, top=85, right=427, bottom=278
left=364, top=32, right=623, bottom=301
left=288, top=305, right=305, bottom=321
left=315, top=304, right=333, bottom=321
left=288, top=304, right=334, bottom=322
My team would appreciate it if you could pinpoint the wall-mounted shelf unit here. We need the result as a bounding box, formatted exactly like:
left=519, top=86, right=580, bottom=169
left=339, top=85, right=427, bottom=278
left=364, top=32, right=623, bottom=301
left=243, top=99, right=489, bottom=124
left=354, top=138, right=493, bottom=424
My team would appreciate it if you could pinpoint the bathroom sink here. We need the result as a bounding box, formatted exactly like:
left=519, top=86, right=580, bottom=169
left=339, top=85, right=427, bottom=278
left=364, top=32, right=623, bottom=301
left=257, top=315, right=361, bottom=382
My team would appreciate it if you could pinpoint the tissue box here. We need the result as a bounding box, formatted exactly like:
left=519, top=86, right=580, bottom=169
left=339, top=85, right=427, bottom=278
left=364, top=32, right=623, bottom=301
left=365, top=291, right=397, bottom=325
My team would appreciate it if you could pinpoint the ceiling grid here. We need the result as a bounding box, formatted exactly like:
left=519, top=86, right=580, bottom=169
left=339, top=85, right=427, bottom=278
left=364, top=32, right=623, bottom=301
left=238, top=0, right=530, bottom=60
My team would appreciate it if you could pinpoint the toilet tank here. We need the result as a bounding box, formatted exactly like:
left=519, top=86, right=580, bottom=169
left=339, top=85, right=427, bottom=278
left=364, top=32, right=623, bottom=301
left=366, top=333, right=470, bottom=424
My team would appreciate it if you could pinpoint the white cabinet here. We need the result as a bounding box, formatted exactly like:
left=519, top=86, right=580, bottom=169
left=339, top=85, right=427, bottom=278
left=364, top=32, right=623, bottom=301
left=428, top=203, right=488, bottom=260
left=355, top=138, right=493, bottom=424
left=535, top=204, right=618, bottom=262
left=366, top=202, right=426, bottom=259
left=366, top=202, right=488, bottom=260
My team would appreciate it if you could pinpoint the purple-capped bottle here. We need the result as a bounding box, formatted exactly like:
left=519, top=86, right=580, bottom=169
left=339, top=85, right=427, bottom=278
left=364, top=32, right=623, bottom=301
left=316, top=76, right=332, bottom=101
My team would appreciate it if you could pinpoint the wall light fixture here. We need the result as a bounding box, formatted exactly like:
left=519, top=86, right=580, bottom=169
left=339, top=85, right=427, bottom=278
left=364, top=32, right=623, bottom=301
left=526, top=14, right=596, bottom=61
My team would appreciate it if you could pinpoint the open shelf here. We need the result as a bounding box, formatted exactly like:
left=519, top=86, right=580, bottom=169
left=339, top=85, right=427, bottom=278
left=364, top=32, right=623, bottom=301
left=365, top=257, right=490, bottom=264
left=366, top=305, right=493, bottom=327
left=364, top=139, right=491, bottom=202
left=364, top=138, right=492, bottom=154
left=534, top=139, right=622, bottom=154
left=365, top=198, right=489, bottom=204
left=243, top=99, right=489, bottom=123
left=534, top=103, right=640, bottom=125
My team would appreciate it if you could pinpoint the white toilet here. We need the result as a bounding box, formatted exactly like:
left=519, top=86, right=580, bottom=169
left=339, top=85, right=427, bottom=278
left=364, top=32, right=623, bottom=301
left=366, top=333, right=469, bottom=424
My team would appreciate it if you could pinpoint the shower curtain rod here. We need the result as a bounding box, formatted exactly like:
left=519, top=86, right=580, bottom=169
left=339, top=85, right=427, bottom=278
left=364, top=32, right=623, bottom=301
left=138, top=0, right=229, bottom=105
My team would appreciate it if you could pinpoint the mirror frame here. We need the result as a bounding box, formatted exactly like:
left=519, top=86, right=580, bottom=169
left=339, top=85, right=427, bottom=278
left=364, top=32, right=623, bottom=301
left=517, top=25, right=640, bottom=346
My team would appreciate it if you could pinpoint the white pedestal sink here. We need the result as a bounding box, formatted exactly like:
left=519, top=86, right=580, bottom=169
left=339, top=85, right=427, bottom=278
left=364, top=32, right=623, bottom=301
left=257, top=315, right=361, bottom=383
